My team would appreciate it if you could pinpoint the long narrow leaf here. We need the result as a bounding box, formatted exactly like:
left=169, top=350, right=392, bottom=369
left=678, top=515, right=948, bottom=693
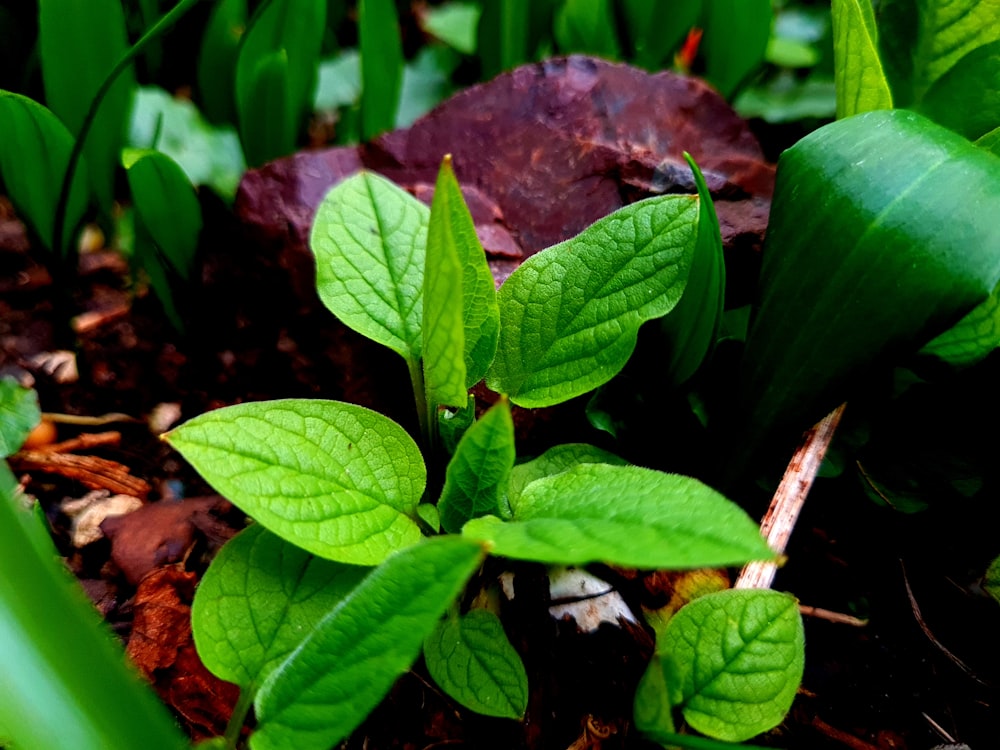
left=359, top=0, right=404, bottom=140
left=831, top=0, right=893, bottom=117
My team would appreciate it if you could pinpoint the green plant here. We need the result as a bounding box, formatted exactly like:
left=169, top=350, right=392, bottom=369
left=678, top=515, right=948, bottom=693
left=161, top=156, right=801, bottom=748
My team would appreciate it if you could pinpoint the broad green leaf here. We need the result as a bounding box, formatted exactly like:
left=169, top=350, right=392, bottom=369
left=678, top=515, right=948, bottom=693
left=506, top=443, right=627, bottom=518
left=985, top=555, right=1000, bottom=605
left=463, top=464, right=772, bottom=568
left=427, top=156, right=500, bottom=393
left=422, top=2, right=481, bottom=54
left=831, top=0, right=893, bottom=118
left=740, top=109, right=1000, bottom=448
left=439, top=394, right=476, bottom=455
left=197, top=0, right=247, bottom=126
left=701, top=0, right=773, bottom=98
left=0, top=464, right=188, bottom=750
left=311, top=172, right=428, bottom=362
left=438, top=399, right=515, bottom=533
left=917, top=40, right=1000, bottom=141
left=554, top=0, right=621, bottom=59
left=910, top=0, right=1000, bottom=101
left=424, top=609, right=528, bottom=719
left=252, top=536, right=485, bottom=750
left=359, top=0, right=404, bottom=140
left=164, top=399, right=426, bottom=565
left=658, top=154, right=725, bottom=386
left=663, top=589, right=804, bottom=743
left=978, top=126, right=1000, bottom=155
left=487, top=194, right=698, bottom=408
left=622, top=0, right=700, bottom=70
left=633, top=651, right=677, bottom=741
left=39, top=0, right=134, bottom=212
left=235, top=0, right=326, bottom=165
left=192, top=524, right=366, bottom=691
left=0, top=91, right=90, bottom=254
left=921, top=281, right=1000, bottom=366
left=124, top=149, right=202, bottom=279
left=128, top=86, right=246, bottom=201
left=0, top=378, right=40, bottom=458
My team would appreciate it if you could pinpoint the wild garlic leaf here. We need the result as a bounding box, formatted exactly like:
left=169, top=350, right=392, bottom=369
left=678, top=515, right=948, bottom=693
left=192, top=524, right=367, bottom=692
left=921, top=279, right=1000, bottom=366
left=487, top=194, right=697, bottom=408
left=438, top=399, right=515, bottom=533
left=663, top=589, right=805, bottom=743
left=831, top=0, right=893, bottom=118
left=164, top=399, right=426, bottom=565
left=463, top=464, right=772, bottom=568
left=424, top=609, right=528, bottom=719
left=311, top=171, right=428, bottom=363
left=916, top=40, right=1000, bottom=141
left=0, top=378, right=40, bottom=458
left=252, top=537, right=485, bottom=750
left=505, top=443, right=627, bottom=518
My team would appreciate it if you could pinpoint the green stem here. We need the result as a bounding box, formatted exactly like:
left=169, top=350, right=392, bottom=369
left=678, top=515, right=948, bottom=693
left=52, top=0, right=201, bottom=256
left=407, top=356, right=432, bottom=450
left=223, top=688, right=254, bottom=749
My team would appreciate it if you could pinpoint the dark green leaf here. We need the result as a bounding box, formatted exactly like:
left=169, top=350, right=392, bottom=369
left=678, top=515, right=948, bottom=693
left=476, top=0, right=528, bottom=78
left=252, top=537, right=485, bottom=750
left=701, top=0, right=772, bottom=98
left=622, top=0, right=700, bottom=70
left=978, top=126, right=1000, bottom=155
left=0, top=378, right=40, bottom=458
left=359, top=0, right=404, bottom=140
left=917, top=40, right=1000, bottom=141
left=985, top=555, right=1000, bottom=605
left=424, top=609, right=528, bottom=719
left=740, top=109, right=1000, bottom=447
left=239, top=50, right=295, bottom=167
left=554, top=0, right=621, bottom=59
left=831, top=0, right=893, bottom=117
left=197, top=0, right=247, bottom=126
left=921, top=281, right=1000, bottom=366
left=876, top=0, right=918, bottom=106
left=439, top=395, right=476, bottom=455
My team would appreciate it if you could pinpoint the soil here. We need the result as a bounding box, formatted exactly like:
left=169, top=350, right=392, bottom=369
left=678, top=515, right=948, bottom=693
left=2, top=57, right=998, bottom=750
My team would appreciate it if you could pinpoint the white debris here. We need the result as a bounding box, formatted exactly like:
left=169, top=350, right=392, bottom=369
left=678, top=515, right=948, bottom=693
left=147, top=402, right=182, bottom=435
left=62, top=490, right=143, bottom=547
left=547, top=567, right=638, bottom=633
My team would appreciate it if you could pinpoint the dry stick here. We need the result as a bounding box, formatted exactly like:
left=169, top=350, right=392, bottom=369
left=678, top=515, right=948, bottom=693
left=735, top=403, right=847, bottom=590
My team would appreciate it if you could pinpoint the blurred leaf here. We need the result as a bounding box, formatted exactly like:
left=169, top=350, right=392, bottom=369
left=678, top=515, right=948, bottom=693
left=740, top=110, right=1000, bottom=451
left=396, top=47, right=459, bottom=128
left=0, top=91, right=90, bottom=255
left=359, top=0, right=404, bottom=140
left=39, top=0, right=134, bottom=212
left=239, top=49, right=295, bottom=167
left=477, top=0, right=534, bottom=77
left=127, top=86, right=245, bottom=201
left=197, top=0, right=247, bottom=126
left=622, top=0, right=700, bottom=69
left=831, top=0, right=893, bottom=118
left=978, top=126, right=1000, bottom=155
left=734, top=73, right=836, bottom=122
left=422, top=2, right=481, bottom=54
left=985, top=555, right=1000, bottom=605
left=766, top=36, right=820, bottom=68
left=0, top=378, right=40, bottom=458
left=917, top=40, right=1000, bottom=141
left=875, top=0, right=917, bottom=105
left=921, top=280, right=1000, bottom=366
left=554, top=0, right=621, bottom=59
left=314, top=50, right=361, bottom=112
left=701, top=0, right=772, bottom=98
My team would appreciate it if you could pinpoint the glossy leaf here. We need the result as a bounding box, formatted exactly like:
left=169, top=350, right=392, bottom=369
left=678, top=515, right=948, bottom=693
left=740, top=109, right=1000, bottom=447
left=506, top=443, right=627, bottom=518
left=192, top=524, right=366, bottom=691
left=463, top=464, right=772, bottom=568
left=917, top=40, right=1000, bottom=141
left=311, top=171, right=428, bottom=363
left=701, top=0, right=772, bottom=98
left=985, top=555, right=1000, bottom=605
left=658, top=154, right=725, bottom=386
left=252, top=537, right=485, bottom=750
left=359, top=0, right=404, bottom=140
left=235, top=0, right=326, bottom=165
left=438, top=399, right=515, bottom=533
left=424, top=609, right=528, bottom=719
left=0, top=464, right=188, bottom=750
left=39, top=0, right=134, bottom=211
left=831, top=0, right=893, bottom=118
left=0, top=91, right=90, bottom=254
left=487, top=194, right=698, bottom=407
left=554, top=0, right=621, bottom=59
left=0, top=378, right=40, bottom=458
left=164, top=399, right=426, bottom=565
left=197, top=0, right=247, bottom=126
left=663, top=589, right=804, bottom=742
left=910, top=0, right=1000, bottom=101
left=921, top=281, right=1000, bottom=366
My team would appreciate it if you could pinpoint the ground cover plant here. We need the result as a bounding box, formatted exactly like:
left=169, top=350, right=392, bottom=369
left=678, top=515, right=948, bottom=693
left=2, top=1, right=1000, bottom=749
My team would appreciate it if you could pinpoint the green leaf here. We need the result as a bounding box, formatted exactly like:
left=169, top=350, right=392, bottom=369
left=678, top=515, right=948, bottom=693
left=463, top=464, right=772, bottom=568
left=633, top=651, right=677, bottom=741
left=164, top=399, right=426, bottom=565
left=875, top=0, right=918, bottom=106
left=553, top=0, right=621, bottom=59
left=985, top=554, right=1000, bottom=605
left=422, top=2, right=481, bottom=54
left=978, top=126, right=1000, bottom=155
left=424, top=609, right=528, bottom=719
left=235, top=0, right=326, bottom=165
left=477, top=0, right=528, bottom=78
left=0, top=465, right=189, bottom=750
left=487, top=194, right=699, bottom=407
left=39, top=0, right=134, bottom=212
left=128, top=86, right=246, bottom=201
left=197, top=0, right=247, bottom=126
left=701, top=0, right=773, bottom=98
left=0, top=378, right=40, bottom=458
left=831, top=0, right=893, bottom=118
left=359, top=0, right=404, bottom=140
left=910, top=0, right=1000, bottom=102
left=658, top=154, right=725, bottom=386
left=438, top=399, right=515, bottom=533
left=252, top=536, right=485, bottom=750
left=917, top=40, right=1000, bottom=141
left=663, top=589, right=804, bottom=743
left=0, top=91, right=90, bottom=254
left=921, top=280, right=1000, bottom=366
left=310, top=171, right=428, bottom=363
left=192, top=524, right=366, bottom=691
left=506, top=443, right=627, bottom=518
left=439, top=394, right=476, bottom=455
left=740, top=109, right=1000, bottom=447
left=622, top=0, right=700, bottom=70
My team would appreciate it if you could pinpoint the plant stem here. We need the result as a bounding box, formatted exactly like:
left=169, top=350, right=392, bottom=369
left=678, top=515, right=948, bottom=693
left=735, top=403, right=846, bottom=590
left=407, top=357, right=434, bottom=451
left=223, top=688, right=254, bottom=749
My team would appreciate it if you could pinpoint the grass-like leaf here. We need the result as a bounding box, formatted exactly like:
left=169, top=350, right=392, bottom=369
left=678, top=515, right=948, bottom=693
left=197, top=0, right=247, bottom=126
left=359, top=0, right=404, bottom=140
left=164, top=399, right=426, bottom=565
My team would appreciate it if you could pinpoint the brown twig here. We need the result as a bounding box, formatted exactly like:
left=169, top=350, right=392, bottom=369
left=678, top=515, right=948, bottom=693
left=35, top=431, right=122, bottom=454
left=809, top=715, right=882, bottom=750
left=798, top=604, right=868, bottom=627
left=735, top=403, right=847, bottom=590
left=9, top=450, right=151, bottom=498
